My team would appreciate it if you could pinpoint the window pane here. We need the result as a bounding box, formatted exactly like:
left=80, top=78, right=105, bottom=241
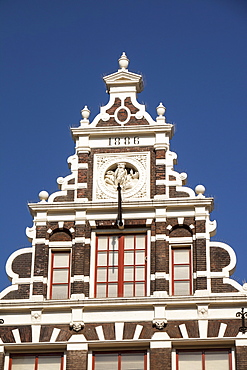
left=11, top=356, right=35, bottom=370
left=124, top=235, right=134, bottom=249
left=135, top=282, right=145, bottom=296
left=97, top=268, right=107, bottom=282
left=98, top=236, right=108, bottom=250
left=121, top=353, right=145, bottom=370
left=174, top=281, right=190, bottom=295
left=109, top=251, right=118, bottom=266
left=109, top=236, right=119, bottom=250
left=96, top=284, right=106, bottom=298
left=136, top=235, right=145, bottom=249
left=174, top=265, right=190, bottom=280
left=178, top=352, right=202, bottom=370
left=94, top=354, right=118, bottom=370
left=53, top=253, right=69, bottom=267
left=38, top=356, right=62, bottom=370
left=174, top=249, right=190, bottom=264
left=124, top=283, right=133, bottom=297
left=108, top=283, right=118, bottom=297
left=53, top=269, right=69, bottom=283
left=52, top=284, right=68, bottom=299
left=98, top=252, right=107, bottom=266
left=205, top=351, right=229, bottom=370
left=108, top=267, right=118, bottom=282
left=136, top=250, right=145, bottom=264
left=136, top=266, right=145, bottom=280
left=124, top=266, right=134, bottom=281
left=124, top=251, right=134, bottom=265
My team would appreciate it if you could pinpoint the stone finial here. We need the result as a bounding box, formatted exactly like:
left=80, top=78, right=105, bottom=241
left=195, top=184, right=206, bottom=197
left=39, top=190, right=49, bottom=202
left=81, top=106, right=90, bottom=120
left=118, top=52, right=129, bottom=70
left=156, top=102, right=166, bottom=117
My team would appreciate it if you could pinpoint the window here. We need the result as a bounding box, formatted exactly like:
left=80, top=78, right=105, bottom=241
left=176, top=349, right=232, bottom=370
left=93, top=351, right=147, bottom=370
left=171, top=247, right=192, bottom=295
left=95, top=235, right=147, bottom=298
left=50, top=251, right=71, bottom=299
left=9, top=354, right=64, bottom=370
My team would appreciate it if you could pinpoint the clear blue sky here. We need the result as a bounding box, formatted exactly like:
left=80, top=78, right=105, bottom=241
left=0, top=0, right=247, bottom=290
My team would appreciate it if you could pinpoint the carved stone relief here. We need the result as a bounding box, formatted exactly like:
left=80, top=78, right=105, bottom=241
left=93, top=152, right=150, bottom=200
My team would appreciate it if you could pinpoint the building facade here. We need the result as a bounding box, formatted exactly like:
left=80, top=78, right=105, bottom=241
left=0, top=53, right=247, bottom=370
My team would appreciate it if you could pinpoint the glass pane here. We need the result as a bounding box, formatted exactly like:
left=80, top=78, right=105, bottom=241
left=97, top=236, right=108, bottom=250
left=124, top=251, right=134, bottom=265
left=53, top=269, right=69, bottom=283
left=98, top=252, right=107, bottom=266
left=96, top=284, right=106, bottom=298
left=136, top=235, right=145, bottom=249
left=178, top=352, right=202, bottom=370
left=124, top=283, right=133, bottom=297
left=136, top=250, right=145, bottom=264
left=109, top=251, right=118, bottom=266
left=124, top=235, right=134, bottom=249
left=121, top=353, right=145, bottom=370
left=174, top=249, right=190, bottom=264
left=11, top=356, right=35, bottom=370
left=109, top=236, right=119, bottom=250
left=38, top=356, right=62, bottom=370
left=174, top=265, right=190, bottom=279
left=135, top=282, right=145, bottom=296
left=205, top=351, right=229, bottom=370
left=97, top=268, right=107, bottom=282
left=124, top=267, right=134, bottom=281
left=108, top=267, right=118, bottom=282
left=136, top=266, right=145, bottom=280
left=53, top=253, right=69, bottom=267
left=174, top=281, right=190, bottom=295
left=94, top=354, right=118, bottom=370
left=52, top=284, right=68, bottom=299
left=108, top=283, right=118, bottom=297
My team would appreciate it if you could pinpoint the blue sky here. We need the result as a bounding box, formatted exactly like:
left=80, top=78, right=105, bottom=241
left=0, top=0, right=247, bottom=290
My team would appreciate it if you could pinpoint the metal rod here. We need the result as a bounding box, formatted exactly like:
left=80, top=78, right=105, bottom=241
left=117, top=183, right=123, bottom=229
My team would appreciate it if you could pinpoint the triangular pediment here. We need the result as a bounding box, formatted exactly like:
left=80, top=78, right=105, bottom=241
left=103, top=69, right=143, bottom=93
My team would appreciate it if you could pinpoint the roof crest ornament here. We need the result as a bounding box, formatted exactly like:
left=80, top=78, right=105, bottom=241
left=118, top=52, right=129, bottom=70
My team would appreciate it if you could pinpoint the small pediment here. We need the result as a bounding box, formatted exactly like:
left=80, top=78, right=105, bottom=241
left=103, top=69, right=144, bottom=93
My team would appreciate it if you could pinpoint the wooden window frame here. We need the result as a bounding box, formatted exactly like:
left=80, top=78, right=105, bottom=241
left=8, top=353, right=64, bottom=370
left=94, top=234, right=147, bottom=298
left=171, top=247, right=192, bottom=296
left=92, top=350, right=147, bottom=370
left=176, top=349, right=232, bottom=370
left=49, top=250, right=71, bottom=299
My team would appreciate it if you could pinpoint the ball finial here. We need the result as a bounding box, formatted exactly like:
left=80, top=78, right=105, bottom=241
left=39, top=190, right=49, bottom=202
left=195, top=184, right=206, bottom=197
left=156, top=102, right=166, bottom=117
left=118, top=52, right=129, bottom=70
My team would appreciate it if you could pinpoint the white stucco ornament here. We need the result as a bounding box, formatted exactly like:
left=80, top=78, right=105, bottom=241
left=81, top=105, right=90, bottom=120
left=118, top=52, right=129, bottom=70
left=156, top=102, right=166, bottom=117
left=243, top=283, right=247, bottom=291
left=38, top=190, right=49, bottom=202
left=195, top=184, right=205, bottom=198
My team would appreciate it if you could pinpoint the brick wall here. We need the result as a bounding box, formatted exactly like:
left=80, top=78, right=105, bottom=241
left=236, top=346, right=247, bottom=370
left=150, top=348, right=171, bottom=370
left=66, top=350, right=87, bottom=370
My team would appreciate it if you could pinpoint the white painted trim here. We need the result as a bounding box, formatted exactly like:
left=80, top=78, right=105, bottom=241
left=50, top=328, right=60, bottom=342
left=12, top=329, right=21, bottom=343
left=67, top=343, right=88, bottom=350
left=32, top=324, right=41, bottom=343
left=198, top=319, right=208, bottom=338
left=115, top=322, right=124, bottom=340
left=218, top=323, right=227, bottom=337
left=133, top=324, right=143, bottom=340
left=5, top=247, right=33, bottom=284
left=179, top=324, right=189, bottom=339
left=95, top=325, right=105, bottom=341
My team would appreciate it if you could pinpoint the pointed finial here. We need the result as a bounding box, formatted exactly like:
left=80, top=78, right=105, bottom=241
left=118, top=52, right=129, bottom=70
left=81, top=105, right=90, bottom=120
left=156, top=102, right=166, bottom=117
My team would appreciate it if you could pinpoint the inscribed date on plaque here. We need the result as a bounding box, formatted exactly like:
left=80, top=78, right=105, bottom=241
left=108, top=137, right=139, bottom=146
